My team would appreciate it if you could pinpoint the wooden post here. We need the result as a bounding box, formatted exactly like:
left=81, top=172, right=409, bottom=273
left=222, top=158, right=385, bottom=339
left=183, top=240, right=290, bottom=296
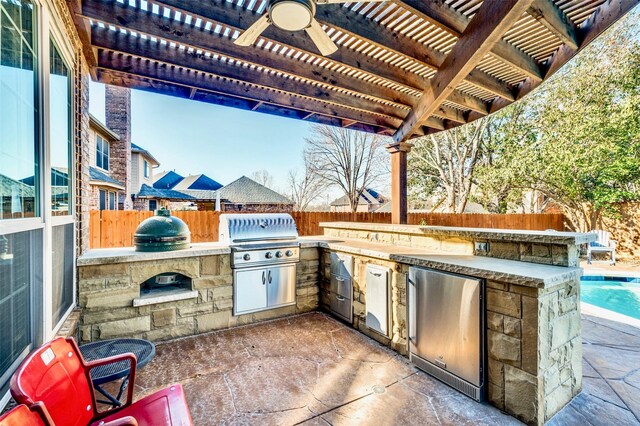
left=386, top=142, right=413, bottom=224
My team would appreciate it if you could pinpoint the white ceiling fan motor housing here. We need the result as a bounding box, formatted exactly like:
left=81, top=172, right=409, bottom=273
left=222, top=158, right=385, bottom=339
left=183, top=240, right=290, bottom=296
left=268, top=0, right=316, bottom=32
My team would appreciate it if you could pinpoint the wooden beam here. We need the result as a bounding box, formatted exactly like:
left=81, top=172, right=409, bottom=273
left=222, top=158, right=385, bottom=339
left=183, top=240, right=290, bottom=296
left=251, top=101, right=264, bottom=111
left=394, top=0, right=544, bottom=82
left=466, top=0, right=639, bottom=124
left=113, top=0, right=506, bottom=106
left=394, top=0, right=535, bottom=142
left=91, top=29, right=408, bottom=121
left=96, top=50, right=403, bottom=130
left=528, top=0, right=579, bottom=50
left=80, top=0, right=417, bottom=108
left=97, top=68, right=386, bottom=133
left=386, top=142, right=412, bottom=224
left=189, top=87, right=197, bottom=99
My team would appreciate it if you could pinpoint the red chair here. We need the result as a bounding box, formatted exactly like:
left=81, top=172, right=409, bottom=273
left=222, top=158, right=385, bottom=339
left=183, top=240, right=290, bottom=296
left=0, top=402, right=53, bottom=426
left=10, top=337, right=192, bottom=426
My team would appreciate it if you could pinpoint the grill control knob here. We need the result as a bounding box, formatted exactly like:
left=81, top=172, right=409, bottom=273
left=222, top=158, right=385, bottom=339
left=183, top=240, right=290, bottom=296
left=243, top=253, right=251, bottom=261
left=265, top=251, right=273, bottom=259
left=275, top=251, right=283, bottom=258
left=285, top=250, right=294, bottom=257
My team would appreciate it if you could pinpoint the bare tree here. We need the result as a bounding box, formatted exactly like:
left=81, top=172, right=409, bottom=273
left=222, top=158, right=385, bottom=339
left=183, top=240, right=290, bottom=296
left=305, top=125, right=389, bottom=212
left=408, top=119, right=488, bottom=213
left=287, top=159, right=325, bottom=211
left=250, top=169, right=274, bottom=189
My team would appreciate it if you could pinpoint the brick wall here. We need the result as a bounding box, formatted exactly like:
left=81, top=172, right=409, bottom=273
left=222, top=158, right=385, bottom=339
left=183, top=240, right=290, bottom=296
left=105, top=86, right=132, bottom=210
left=75, top=57, right=91, bottom=255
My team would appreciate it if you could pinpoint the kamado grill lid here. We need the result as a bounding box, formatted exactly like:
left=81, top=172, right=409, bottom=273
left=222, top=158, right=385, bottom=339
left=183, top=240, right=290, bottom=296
left=134, top=209, right=191, bottom=252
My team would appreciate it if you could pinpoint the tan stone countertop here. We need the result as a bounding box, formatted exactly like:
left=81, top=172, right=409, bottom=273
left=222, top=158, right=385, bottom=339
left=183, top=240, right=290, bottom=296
left=299, top=237, right=582, bottom=288
left=319, top=222, right=596, bottom=245
left=77, top=242, right=231, bottom=266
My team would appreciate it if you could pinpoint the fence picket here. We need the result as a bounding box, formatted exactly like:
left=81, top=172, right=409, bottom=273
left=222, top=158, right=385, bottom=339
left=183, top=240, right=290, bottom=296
left=88, top=210, right=566, bottom=248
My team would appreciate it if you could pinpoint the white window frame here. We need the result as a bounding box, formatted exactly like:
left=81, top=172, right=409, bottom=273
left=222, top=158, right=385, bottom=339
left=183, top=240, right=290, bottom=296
left=96, top=135, right=110, bottom=172
left=144, top=159, right=149, bottom=178
left=42, top=0, right=77, bottom=337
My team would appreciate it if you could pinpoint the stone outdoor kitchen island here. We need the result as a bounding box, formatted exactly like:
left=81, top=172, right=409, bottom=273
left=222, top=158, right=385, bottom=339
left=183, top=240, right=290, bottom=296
left=77, top=223, right=595, bottom=425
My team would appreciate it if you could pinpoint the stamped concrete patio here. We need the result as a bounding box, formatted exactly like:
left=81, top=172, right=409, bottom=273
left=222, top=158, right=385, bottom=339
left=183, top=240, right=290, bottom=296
left=132, top=311, right=640, bottom=425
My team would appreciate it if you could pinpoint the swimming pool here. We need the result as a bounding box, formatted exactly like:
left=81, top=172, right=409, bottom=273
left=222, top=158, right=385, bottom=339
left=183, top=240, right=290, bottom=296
left=580, top=276, right=640, bottom=320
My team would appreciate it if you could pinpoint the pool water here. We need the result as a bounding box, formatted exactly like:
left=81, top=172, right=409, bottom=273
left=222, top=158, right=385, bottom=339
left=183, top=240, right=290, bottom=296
left=580, top=276, right=640, bottom=320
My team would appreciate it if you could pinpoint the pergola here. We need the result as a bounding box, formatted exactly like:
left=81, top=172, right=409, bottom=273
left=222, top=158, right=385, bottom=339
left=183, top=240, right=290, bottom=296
left=67, top=0, right=638, bottom=223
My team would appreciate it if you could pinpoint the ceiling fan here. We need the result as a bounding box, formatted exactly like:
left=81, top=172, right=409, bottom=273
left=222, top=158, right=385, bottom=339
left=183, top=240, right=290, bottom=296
left=234, top=0, right=387, bottom=56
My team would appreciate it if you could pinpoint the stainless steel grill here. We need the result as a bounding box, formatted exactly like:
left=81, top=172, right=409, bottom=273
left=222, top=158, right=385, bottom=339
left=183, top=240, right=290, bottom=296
left=219, top=213, right=300, bottom=316
left=219, top=213, right=300, bottom=267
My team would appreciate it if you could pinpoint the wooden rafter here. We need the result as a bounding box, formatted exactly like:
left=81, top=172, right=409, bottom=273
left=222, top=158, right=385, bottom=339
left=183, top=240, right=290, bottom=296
left=528, top=0, right=579, bottom=50
left=394, top=0, right=536, bottom=142
left=82, top=0, right=490, bottom=116
left=394, top=0, right=544, bottom=82
left=65, top=0, right=638, bottom=139
left=470, top=0, right=640, bottom=123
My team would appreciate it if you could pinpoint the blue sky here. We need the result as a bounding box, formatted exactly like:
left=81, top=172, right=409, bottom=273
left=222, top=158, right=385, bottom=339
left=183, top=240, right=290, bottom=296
left=89, top=82, right=315, bottom=192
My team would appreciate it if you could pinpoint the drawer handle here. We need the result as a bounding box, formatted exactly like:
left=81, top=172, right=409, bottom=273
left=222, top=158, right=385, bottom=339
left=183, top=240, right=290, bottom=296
left=336, top=295, right=346, bottom=301
left=371, top=272, right=382, bottom=277
left=335, top=277, right=345, bottom=282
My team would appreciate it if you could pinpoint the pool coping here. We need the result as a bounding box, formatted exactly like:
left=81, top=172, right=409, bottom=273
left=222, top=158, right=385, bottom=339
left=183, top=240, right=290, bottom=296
left=581, top=302, right=640, bottom=329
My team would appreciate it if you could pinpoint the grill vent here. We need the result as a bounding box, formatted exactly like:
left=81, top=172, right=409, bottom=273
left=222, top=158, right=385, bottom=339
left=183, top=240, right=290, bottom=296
left=410, top=354, right=483, bottom=402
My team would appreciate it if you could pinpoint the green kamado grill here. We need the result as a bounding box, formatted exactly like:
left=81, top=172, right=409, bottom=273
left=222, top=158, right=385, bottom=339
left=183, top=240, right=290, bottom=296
left=134, top=209, right=191, bottom=252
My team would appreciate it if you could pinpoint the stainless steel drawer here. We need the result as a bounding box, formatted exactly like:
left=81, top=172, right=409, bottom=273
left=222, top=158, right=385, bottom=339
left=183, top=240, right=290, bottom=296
left=329, top=291, right=352, bottom=322
left=330, top=253, right=353, bottom=278
left=330, top=274, right=352, bottom=299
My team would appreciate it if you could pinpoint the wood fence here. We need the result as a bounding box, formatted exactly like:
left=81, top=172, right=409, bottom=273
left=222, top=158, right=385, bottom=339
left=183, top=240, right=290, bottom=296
left=89, top=210, right=565, bottom=249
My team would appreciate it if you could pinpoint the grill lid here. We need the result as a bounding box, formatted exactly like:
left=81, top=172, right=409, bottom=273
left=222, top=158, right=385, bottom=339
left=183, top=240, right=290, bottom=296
left=134, top=209, right=191, bottom=252
left=219, top=213, right=298, bottom=245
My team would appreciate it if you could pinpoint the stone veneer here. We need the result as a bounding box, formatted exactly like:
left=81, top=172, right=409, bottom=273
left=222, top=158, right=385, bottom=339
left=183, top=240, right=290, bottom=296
left=322, top=222, right=585, bottom=267
left=77, top=248, right=319, bottom=343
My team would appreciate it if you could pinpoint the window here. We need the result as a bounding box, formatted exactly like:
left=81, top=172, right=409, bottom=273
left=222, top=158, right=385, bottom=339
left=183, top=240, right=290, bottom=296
left=109, top=191, right=116, bottom=210
left=143, top=160, right=149, bottom=178
left=51, top=224, right=73, bottom=326
left=96, top=136, right=109, bottom=171
left=149, top=200, right=157, bottom=211
left=99, top=189, right=106, bottom=211
left=0, top=229, right=43, bottom=396
left=0, top=0, right=38, bottom=220
left=49, top=39, right=71, bottom=216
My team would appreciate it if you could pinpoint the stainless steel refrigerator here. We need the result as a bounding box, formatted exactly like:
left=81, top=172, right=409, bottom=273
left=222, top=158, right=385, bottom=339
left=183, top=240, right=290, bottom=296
left=407, top=267, right=485, bottom=401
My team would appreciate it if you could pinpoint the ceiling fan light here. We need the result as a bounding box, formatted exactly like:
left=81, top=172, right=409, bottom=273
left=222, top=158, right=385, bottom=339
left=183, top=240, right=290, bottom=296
left=269, top=0, right=314, bottom=32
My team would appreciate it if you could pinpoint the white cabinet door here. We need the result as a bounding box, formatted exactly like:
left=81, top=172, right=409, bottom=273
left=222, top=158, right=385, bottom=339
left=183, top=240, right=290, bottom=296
left=234, top=268, right=267, bottom=315
left=267, top=265, right=296, bottom=307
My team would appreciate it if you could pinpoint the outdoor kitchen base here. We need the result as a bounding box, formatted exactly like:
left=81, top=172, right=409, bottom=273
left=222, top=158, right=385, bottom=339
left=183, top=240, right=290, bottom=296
left=77, top=245, right=319, bottom=343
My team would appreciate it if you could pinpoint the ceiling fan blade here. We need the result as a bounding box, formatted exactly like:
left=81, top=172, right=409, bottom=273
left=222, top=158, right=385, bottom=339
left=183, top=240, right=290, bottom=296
left=305, top=19, right=338, bottom=56
left=315, top=0, right=387, bottom=4
left=234, top=14, right=270, bottom=47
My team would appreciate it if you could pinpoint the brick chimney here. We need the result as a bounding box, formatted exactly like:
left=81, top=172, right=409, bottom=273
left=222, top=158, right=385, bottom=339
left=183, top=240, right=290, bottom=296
left=105, top=85, right=132, bottom=209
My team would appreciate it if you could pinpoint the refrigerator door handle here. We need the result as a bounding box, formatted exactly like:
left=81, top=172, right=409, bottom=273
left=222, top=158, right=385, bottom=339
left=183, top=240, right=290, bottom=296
left=408, top=277, right=416, bottom=344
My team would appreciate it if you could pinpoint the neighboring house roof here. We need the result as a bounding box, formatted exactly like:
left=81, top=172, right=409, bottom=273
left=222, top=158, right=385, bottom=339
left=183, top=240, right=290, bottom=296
left=216, top=176, right=292, bottom=205
left=177, top=189, right=219, bottom=200
left=153, top=170, right=184, bottom=189
left=137, top=184, right=196, bottom=200
left=89, top=167, right=125, bottom=190
left=131, top=143, right=160, bottom=166
left=172, top=174, right=223, bottom=191
left=331, top=188, right=387, bottom=207
left=89, top=114, right=120, bottom=141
